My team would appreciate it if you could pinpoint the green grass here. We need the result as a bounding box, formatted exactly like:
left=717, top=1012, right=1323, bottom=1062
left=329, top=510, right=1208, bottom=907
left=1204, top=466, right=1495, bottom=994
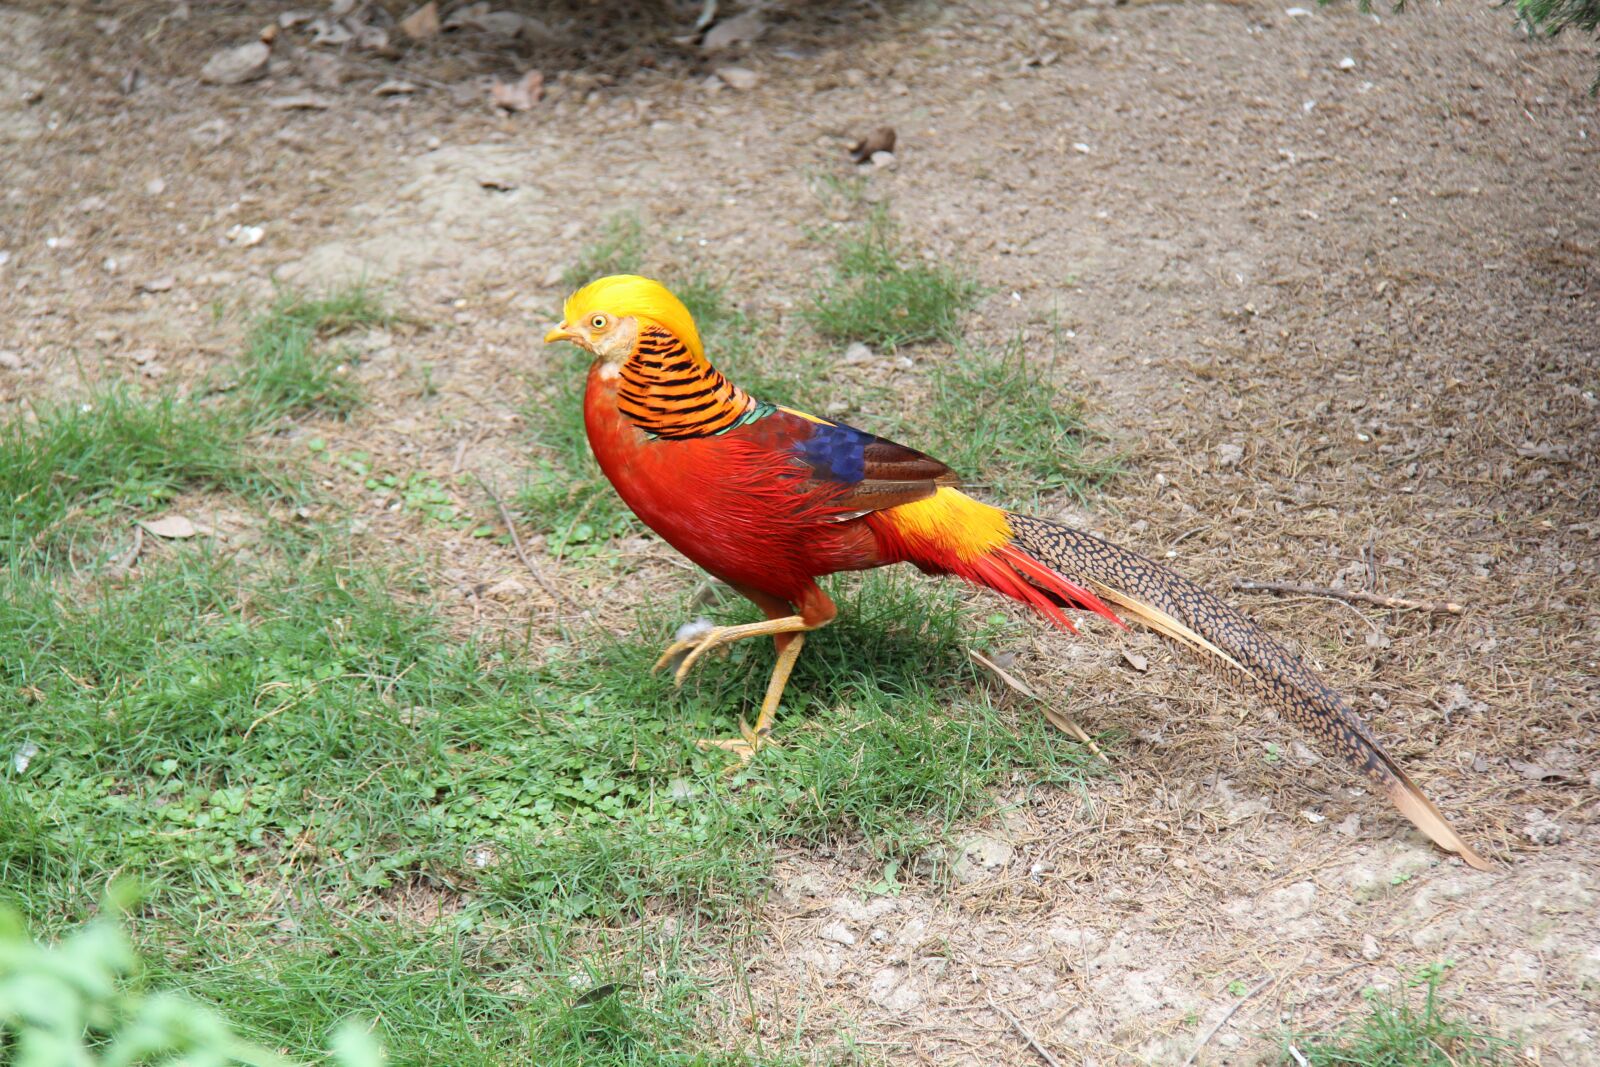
left=0, top=900, right=383, bottom=1067
left=804, top=206, right=979, bottom=349
left=922, top=335, right=1119, bottom=507
left=0, top=388, right=280, bottom=568
left=1287, top=964, right=1512, bottom=1066
left=0, top=242, right=1118, bottom=1065
left=2, top=516, right=1093, bottom=1061
left=237, top=286, right=388, bottom=420
left=562, top=211, right=646, bottom=289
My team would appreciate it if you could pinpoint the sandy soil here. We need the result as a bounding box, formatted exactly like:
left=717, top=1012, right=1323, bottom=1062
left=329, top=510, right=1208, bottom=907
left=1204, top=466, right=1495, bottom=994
left=3, top=1, right=1596, bottom=1063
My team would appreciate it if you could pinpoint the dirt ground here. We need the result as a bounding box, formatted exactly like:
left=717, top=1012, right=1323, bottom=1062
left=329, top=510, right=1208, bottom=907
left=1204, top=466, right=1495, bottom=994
left=3, top=0, right=1597, bottom=1063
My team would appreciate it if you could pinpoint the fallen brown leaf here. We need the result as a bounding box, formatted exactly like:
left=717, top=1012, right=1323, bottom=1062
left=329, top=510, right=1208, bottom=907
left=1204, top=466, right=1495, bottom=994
left=399, top=1, right=440, bottom=40
left=490, top=70, right=543, bottom=112
left=849, top=126, right=896, bottom=163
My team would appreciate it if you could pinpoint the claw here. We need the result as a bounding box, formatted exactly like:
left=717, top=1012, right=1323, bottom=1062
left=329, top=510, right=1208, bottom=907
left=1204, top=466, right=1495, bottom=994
left=695, top=719, right=776, bottom=767
left=652, top=624, right=739, bottom=686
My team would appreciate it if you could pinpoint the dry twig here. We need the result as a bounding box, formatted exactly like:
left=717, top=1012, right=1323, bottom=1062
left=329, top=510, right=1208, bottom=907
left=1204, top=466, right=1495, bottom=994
left=477, top=476, right=574, bottom=612
left=1231, top=578, right=1463, bottom=615
left=1181, top=975, right=1272, bottom=1066
left=968, top=649, right=1110, bottom=763
left=988, top=994, right=1064, bottom=1067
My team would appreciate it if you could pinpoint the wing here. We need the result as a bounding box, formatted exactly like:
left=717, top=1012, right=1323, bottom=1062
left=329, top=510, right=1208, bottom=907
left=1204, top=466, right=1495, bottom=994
left=750, top=405, right=959, bottom=520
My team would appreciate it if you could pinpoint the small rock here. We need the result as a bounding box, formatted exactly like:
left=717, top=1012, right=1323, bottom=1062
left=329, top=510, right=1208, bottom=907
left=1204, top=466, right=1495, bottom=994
left=1338, top=56, right=1357, bottom=70
left=952, top=835, right=1013, bottom=883
left=702, top=9, right=765, bottom=52
left=715, top=65, right=760, bottom=90
left=374, top=79, right=418, bottom=96
left=824, top=400, right=849, bottom=416
left=0, top=350, right=23, bottom=370
left=1120, top=650, right=1149, bottom=673
left=1362, top=933, right=1382, bottom=960
left=484, top=577, right=527, bottom=597
left=1524, top=811, right=1563, bottom=845
left=200, top=41, right=270, bottom=85
left=309, top=16, right=353, bottom=46
left=1285, top=6, right=1313, bottom=15
left=267, top=93, right=331, bottom=110
left=775, top=869, right=828, bottom=904
left=144, top=177, right=166, bottom=196
left=399, top=1, right=440, bottom=40
left=140, top=515, right=199, bottom=539
left=869, top=150, right=896, bottom=169
left=227, top=224, right=265, bottom=247
left=867, top=964, right=921, bottom=1010
left=353, top=25, right=393, bottom=54
left=138, top=275, right=175, bottom=293
left=819, top=921, right=857, bottom=946
left=1216, top=443, right=1244, bottom=467
left=842, top=342, right=874, bottom=364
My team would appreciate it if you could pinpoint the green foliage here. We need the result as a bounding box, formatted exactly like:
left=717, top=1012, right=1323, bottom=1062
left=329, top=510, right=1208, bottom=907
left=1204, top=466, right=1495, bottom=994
left=1287, top=963, right=1513, bottom=1066
left=0, top=905, right=382, bottom=1067
left=1515, top=0, right=1600, bottom=89
left=921, top=336, right=1119, bottom=507
left=561, top=212, right=646, bottom=289
left=804, top=207, right=979, bottom=349
left=364, top=470, right=485, bottom=530
left=518, top=342, right=638, bottom=563
left=0, top=516, right=1080, bottom=1060
left=238, top=286, right=388, bottom=420
left=0, top=389, right=277, bottom=568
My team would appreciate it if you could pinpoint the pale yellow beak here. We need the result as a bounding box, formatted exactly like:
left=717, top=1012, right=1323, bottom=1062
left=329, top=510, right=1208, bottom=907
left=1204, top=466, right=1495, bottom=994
left=544, top=322, right=579, bottom=345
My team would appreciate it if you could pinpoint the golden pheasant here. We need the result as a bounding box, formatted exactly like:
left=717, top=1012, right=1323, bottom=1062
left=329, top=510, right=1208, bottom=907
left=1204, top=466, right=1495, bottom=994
left=543, top=274, right=1490, bottom=870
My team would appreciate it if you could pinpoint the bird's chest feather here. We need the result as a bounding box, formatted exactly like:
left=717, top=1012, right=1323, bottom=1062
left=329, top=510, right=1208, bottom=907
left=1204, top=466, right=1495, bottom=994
left=582, top=369, right=874, bottom=595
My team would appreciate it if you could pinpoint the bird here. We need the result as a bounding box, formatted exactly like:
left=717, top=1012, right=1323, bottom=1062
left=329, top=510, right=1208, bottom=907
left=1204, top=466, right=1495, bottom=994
left=543, top=274, right=1490, bottom=870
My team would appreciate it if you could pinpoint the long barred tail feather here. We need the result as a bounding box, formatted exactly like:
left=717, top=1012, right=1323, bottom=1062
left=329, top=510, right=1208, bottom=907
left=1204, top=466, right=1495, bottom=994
left=1004, top=512, right=1491, bottom=871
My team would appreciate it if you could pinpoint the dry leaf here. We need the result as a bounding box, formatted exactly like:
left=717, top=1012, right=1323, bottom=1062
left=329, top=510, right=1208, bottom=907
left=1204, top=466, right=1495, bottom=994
left=849, top=126, right=896, bottom=164
left=139, top=515, right=199, bottom=539
left=399, top=1, right=440, bottom=40
left=490, top=70, right=543, bottom=112
left=1121, top=650, right=1149, bottom=672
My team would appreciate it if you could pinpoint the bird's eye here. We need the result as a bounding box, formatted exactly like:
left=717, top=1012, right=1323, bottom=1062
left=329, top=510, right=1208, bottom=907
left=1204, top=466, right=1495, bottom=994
left=589, top=314, right=608, bottom=330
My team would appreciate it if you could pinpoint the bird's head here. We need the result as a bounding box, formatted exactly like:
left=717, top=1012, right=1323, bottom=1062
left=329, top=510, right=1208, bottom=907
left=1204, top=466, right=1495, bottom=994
left=543, top=274, right=703, bottom=364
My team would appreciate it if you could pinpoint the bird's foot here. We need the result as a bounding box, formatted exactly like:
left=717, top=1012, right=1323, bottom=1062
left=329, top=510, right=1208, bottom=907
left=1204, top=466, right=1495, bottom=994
left=695, top=717, right=773, bottom=765
left=651, top=623, right=738, bottom=685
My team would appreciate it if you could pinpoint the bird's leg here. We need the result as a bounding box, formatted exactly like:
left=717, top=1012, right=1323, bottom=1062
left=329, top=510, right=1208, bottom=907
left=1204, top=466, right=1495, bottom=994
left=651, top=614, right=813, bottom=686
left=663, top=582, right=838, bottom=764
left=697, top=632, right=807, bottom=762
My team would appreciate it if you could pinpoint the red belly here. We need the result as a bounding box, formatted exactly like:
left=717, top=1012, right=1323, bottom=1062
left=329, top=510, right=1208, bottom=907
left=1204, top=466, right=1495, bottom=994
left=583, top=368, right=881, bottom=602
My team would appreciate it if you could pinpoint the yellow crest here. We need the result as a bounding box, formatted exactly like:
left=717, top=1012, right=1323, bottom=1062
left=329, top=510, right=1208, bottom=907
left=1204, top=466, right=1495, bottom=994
left=562, top=275, right=703, bottom=361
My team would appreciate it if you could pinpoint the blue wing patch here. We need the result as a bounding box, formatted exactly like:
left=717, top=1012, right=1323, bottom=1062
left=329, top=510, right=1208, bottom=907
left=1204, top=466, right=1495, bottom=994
left=793, top=421, right=869, bottom=484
